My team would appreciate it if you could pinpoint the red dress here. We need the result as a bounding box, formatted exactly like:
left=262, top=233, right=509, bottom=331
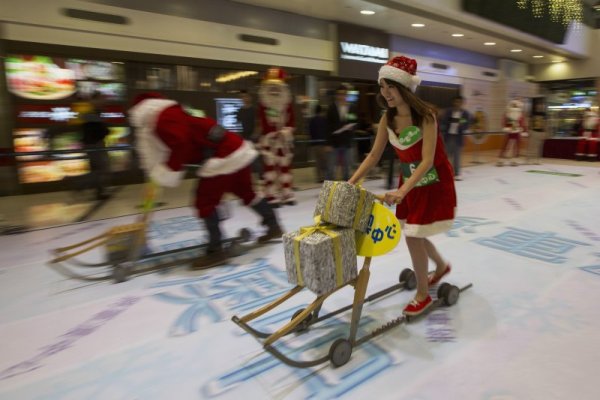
left=388, top=124, right=456, bottom=237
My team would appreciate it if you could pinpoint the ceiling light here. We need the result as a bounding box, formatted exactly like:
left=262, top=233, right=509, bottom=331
left=551, top=59, right=562, bottom=63
left=451, top=33, right=464, bottom=37
left=411, top=23, right=425, bottom=27
left=533, top=55, right=544, bottom=58
left=360, top=10, right=375, bottom=15
left=510, top=49, right=523, bottom=52
left=484, top=42, right=496, bottom=45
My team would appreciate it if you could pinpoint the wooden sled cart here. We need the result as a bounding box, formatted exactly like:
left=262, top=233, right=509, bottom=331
left=233, top=191, right=472, bottom=368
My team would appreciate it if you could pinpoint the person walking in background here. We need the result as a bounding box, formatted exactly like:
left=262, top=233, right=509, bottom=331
left=326, top=86, right=357, bottom=181
left=308, top=104, right=329, bottom=183
left=440, top=95, right=470, bottom=180
left=236, top=90, right=256, bottom=141
left=348, top=56, right=457, bottom=317
left=526, top=99, right=547, bottom=165
left=235, top=89, right=262, bottom=178
left=79, top=91, right=110, bottom=200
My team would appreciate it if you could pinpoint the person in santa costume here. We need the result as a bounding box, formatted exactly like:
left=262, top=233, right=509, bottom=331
left=257, top=67, right=296, bottom=207
left=128, top=92, right=283, bottom=264
left=497, top=99, right=527, bottom=166
left=348, top=55, right=457, bottom=317
left=575, top=108, right=599, bottom=161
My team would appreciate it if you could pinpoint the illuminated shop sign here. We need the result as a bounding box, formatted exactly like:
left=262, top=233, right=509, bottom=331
left=16, top=105, right=127, bottom=124
left=339, top=42, right=389, bottom=64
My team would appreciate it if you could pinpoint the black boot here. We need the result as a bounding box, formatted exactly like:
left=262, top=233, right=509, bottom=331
left=203, top=210, right=224, bottom=253
left=251, top=198, right=283, bottom=243
left=192, top=211, right=226, bottom=269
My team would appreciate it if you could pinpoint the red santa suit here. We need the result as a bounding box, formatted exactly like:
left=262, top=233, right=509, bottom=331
left=129, top=94, right=282, bottom=252
left=497, top=100, right=527, bottom=166
left=257, top=67, right=296, bottom=206
left=575, top=109, right=599, bottom=160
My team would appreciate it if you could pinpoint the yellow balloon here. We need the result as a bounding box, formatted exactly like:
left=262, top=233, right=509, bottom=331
left=355, top=202, right=401, bottom=257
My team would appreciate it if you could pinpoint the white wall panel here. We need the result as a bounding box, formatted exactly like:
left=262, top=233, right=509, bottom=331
left=0, top=0, right=334, bottom=71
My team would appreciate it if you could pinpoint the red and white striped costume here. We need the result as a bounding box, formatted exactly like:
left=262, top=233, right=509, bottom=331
left=575, top=109, right=599, bottom=160
left=257, top=67, right=296, bottom=206
left=498, top=100, right=527, bottom=165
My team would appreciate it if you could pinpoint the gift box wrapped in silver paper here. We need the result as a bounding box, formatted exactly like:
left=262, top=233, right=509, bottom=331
left=313, top=181, right=375, bottom=232
left=283, top=225, right=357, bottom=295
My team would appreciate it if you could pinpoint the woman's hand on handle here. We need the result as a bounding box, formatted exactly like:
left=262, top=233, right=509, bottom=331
left=383, top=189, right=406, bottom=206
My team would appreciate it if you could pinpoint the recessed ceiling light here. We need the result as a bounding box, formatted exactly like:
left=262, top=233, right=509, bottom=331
left=484, top=42, right=496, bottom=46
left=533, top=55, right=544, bottom=58
left=552, top=59, right=562, bottom=63
left=411, top=23, right=425, bottom=27
left=360, top=10, right=375, bottom=15
left=451, top=33, right=464, bottom=37
left=510, top=49, right=523, bottom=52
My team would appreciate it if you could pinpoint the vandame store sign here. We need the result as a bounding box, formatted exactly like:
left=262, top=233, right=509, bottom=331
left=340, top=42, right=389, bottom=64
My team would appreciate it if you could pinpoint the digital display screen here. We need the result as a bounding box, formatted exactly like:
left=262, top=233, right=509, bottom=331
left=215, top=98, right=243, bottom=133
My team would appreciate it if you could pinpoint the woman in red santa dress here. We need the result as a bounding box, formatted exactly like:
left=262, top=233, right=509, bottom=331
left=257, top=67, right=296, bottom=207
left=349, top=56, right=457, bottom=317
left=496, top=99, right=527, bottom=166
left=129, top=93, right=283, bottom=264
left=575, top=108, right=599, bottom=161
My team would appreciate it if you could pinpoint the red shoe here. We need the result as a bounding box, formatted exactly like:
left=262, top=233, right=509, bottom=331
left=403, top=295, right=433, bottom=316
left=428, top=264, right=451, bottom=286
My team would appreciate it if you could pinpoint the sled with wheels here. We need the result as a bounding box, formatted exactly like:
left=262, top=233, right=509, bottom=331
left=232, top=194, right=472, bottom=368
left=48, top=182, right=257, bottom=283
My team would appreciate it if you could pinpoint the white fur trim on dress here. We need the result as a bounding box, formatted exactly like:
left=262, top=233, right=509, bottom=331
left=150, top=163, right=186, bottom=188
left=401, top=219, right=454, bottom=238
left=378, top=65, right=421, bottom=92
left=197, top=140, right=258, bottom=178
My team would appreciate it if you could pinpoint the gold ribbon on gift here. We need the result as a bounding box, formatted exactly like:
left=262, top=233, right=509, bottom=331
left=322, top=181, right=367, bottom=231
left=293, top=218, right=344, bottom=288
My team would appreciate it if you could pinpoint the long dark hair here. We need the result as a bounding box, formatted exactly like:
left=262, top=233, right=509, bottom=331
left=376, top=79, right=437, bottom=132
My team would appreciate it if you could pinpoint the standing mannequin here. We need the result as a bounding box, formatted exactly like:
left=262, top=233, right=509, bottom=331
left=497, top=99, right=527, bottom=166
left=575, top=108, right=599, bottom=161
left=257, top=67, right=296, bottom=207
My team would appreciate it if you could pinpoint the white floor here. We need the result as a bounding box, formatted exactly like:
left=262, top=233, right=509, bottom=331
left=1, top=159, right=599, bottom=400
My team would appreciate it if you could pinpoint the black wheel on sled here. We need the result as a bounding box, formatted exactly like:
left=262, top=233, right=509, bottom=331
left=399, top=268, right=417, bottom=290
left=437, top=283, right=460, bottom=306
left=291, top=308, right=312, bottom=332
left=329, top=338, right=352, bottom=367
left=112, top=265, right=129, bottom=283
left=228, top=240, right=244, bottom=257
left=238, top=228, right=251, bottom=242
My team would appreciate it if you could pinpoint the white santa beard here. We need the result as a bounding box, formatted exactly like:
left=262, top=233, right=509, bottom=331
left=507, top=109, right=522, bottom=121
left=258, top=84, right=291, bottom=113
left=583, top=114, right=598, bottom=130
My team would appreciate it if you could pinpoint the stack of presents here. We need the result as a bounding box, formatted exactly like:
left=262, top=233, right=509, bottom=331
left=283, top=181, right=375, bottom=295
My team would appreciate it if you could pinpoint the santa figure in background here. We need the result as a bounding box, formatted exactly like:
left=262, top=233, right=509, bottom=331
left=575, top=108, right=599, bottom=160
left=128, top=93, right=283, bottom=266
left=497, top=99, right=527, bottom=166
left=257, top=67, right=296, bottom=207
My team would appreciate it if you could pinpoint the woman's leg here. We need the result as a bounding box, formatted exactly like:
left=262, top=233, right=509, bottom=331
left=405, top=236, right=429, bottom=301
left=424, top=238, right=447, bottom=275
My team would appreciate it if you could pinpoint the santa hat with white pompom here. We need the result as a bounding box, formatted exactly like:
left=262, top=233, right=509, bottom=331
left=378, top=55, right=422, bottom=93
